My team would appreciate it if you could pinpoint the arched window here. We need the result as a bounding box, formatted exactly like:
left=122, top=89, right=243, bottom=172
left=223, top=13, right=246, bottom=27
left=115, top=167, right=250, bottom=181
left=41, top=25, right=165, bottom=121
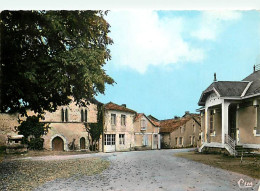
left=61, top=108, right=65, bottom=122
left=80, top=108, right=88, bottom=122
left=65, top=108, right=68, bottom=122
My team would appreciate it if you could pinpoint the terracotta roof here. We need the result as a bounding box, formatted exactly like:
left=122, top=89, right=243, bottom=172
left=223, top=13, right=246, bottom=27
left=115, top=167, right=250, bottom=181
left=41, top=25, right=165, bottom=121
left=159, top=114, right=200, bottom=133
left=104, top=102, right=136, bottom=113
left=135, top=113, right=160, bottom=127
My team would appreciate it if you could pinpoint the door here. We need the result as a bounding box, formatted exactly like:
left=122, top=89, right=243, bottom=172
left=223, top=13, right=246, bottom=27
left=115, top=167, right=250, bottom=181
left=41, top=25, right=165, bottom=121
left=153, top=134, right=158, bottom=149
left=104, top=134, right=116, bottom=152
left=52, top=137, right=64, bottom=151
left=229, top=105, right=237, bottom=140
left=80, top=137, right=86, bottom=150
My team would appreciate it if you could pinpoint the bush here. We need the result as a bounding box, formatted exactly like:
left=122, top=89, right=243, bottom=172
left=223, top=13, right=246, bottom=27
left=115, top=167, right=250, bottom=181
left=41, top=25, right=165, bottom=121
left=28, top=138, right=44, bottom=150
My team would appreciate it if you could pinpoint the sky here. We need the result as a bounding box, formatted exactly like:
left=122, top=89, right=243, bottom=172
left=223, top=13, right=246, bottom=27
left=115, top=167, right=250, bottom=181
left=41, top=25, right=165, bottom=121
left=96, top=10, right=260, bottom=120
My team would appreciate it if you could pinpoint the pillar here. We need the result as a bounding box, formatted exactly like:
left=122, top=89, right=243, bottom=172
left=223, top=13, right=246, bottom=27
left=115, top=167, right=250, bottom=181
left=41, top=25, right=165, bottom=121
left=222, top=100, right=230, bottom=144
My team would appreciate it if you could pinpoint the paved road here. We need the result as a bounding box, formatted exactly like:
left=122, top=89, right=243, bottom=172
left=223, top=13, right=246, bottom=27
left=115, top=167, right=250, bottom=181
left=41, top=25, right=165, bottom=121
left=35, top=149, right=260, bottom=191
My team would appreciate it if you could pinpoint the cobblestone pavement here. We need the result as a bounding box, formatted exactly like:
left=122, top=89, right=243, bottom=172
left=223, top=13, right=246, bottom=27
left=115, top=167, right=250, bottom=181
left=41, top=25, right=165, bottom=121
left=35, top=149, right=260, bottom=191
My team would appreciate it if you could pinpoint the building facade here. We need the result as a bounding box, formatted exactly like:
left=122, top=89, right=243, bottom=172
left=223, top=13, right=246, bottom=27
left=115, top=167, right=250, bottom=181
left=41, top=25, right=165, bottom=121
left=103, top=102, right=136, bottom=152
left=198, top=66, right=260, bottom=155
left=134, top=113, right=161, bottom=150
left=0, top=101, right=98, bottom=151
left=160, top=113, right=201, bottom=148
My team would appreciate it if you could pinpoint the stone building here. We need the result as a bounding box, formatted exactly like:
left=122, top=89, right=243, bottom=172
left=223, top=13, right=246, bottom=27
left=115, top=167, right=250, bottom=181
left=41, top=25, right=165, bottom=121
left=102, top=102, right=136, bottom=152
left=0, top=100, right=99, bottom=151
left=160, top=113, right=201, bottom=148
left=133, top=113, right=161, bottom=150
left=198, top=65, right=260, bottom=155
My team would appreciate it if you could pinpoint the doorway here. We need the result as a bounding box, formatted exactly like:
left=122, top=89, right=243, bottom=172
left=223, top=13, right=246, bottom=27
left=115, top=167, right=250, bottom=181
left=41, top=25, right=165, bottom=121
left=228, top=104, right=237, bottom=140
left=52, top=137, right=64, bottom=151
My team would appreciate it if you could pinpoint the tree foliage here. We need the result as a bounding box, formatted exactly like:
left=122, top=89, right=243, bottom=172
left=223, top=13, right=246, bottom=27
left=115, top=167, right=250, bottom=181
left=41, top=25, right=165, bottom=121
left=16, top=115, right=49, bottom=150
left=0, top=11, right=114, bottom=116
left=85, top=103, right=103, bottom=151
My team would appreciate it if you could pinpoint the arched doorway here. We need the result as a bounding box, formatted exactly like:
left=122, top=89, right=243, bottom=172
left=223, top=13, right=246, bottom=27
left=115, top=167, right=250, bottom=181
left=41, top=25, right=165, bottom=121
left=52, top=137, right=64, bottom=151
left=80, top=137, right=86, bottom=150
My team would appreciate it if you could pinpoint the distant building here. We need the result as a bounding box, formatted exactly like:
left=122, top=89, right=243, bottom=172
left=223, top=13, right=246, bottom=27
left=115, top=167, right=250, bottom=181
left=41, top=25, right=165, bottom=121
left=134, top=113, right=161, bottom=150
left=160, top=113, right=201, bottom=148
left=198, top=65, right=260, bottom=155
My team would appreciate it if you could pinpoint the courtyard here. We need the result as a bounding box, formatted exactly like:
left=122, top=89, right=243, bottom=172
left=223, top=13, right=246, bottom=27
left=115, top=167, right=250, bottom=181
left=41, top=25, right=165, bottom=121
left=1, top=149, right=259, bottom=191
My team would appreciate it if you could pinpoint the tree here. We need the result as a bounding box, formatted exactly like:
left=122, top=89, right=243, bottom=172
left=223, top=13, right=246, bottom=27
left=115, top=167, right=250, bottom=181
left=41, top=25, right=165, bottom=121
left=85, top=102, right=103, bottom=151
left=16, top=115, right=49, bottom=150
left=0, top=11, right=114, bottom=116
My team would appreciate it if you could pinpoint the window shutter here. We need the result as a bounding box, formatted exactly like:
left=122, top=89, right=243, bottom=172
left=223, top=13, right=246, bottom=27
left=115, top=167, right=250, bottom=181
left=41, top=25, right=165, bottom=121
left=85, top=109, right=88, bottom=122
left=61, top=108, right=64, bottom=122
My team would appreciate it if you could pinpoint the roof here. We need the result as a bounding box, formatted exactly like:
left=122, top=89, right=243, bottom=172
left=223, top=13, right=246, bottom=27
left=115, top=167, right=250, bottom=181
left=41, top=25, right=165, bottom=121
left=159, top=114, right=201, bottom=133
left=147, top=115, right=159, bottom=122
left=135, top=113, right=160, bottom=127
left=242, top=70, right=260, bottom=96
left=104, top=102, right=136, bottom=113
left=159, top=118, right=190, bottom=133
left=198, top=70, right=260, bottom=106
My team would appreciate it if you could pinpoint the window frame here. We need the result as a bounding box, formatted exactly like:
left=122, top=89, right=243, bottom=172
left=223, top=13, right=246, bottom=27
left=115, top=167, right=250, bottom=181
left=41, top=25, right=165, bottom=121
left=121, top=114, right=126, bottom=126
left=111, top=114, right=116, bottom=126
left=105, top=134, right=116, bottom=145
left=141, top=118, right=147, bottom=130
left=119, top=134, right=125, bottom=145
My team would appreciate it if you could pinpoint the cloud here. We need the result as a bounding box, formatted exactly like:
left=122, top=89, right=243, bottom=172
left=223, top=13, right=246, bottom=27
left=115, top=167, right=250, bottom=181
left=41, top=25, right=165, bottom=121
left=191, top=11, right=242, bottom=41
left=106, top=11, right=205, bottom=74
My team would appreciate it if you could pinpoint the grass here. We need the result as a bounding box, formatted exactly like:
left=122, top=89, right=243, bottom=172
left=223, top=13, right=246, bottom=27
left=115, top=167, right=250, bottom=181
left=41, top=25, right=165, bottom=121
left=175, top=151, right=260, bottom=179
left=0, top=157, right=110, bottom=191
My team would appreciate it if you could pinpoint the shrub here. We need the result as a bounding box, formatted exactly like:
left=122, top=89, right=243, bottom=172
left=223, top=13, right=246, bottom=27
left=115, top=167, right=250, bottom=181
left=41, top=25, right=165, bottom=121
left=28, top=138, right=44, bottom=150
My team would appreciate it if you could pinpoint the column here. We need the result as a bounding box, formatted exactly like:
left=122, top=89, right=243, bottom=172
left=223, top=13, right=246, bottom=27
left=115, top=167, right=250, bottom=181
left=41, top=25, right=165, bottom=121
left=222, top=100, right=230, bottom=144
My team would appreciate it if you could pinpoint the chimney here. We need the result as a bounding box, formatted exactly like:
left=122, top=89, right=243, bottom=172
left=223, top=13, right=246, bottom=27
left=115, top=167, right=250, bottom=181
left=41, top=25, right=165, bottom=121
left=185, top=111, right=190, bottom=115
left=121, top=104, right=126, bottom=108
left=214, top=73, right=217, bottom=82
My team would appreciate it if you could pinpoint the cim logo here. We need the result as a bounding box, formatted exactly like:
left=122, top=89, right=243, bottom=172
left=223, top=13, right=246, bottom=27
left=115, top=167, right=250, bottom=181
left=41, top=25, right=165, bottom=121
left=237, top=178, right=253, bottom=189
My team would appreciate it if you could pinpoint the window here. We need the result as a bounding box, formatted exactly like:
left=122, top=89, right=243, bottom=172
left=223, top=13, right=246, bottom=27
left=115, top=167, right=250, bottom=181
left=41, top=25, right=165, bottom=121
left=175, top=137, right=178, bottom=145
left=61, top=108, right=68, bottom=122
left=180, top=126, right=184, bottom=133
left=179, top=137, right=183, bottom=145
left=61, top=108, right=64, bottom=122
left=257, top=107, right=260, bottom=134
left=190, top=136, right=193, bottom=145
left=65, top=108, right=68, bottom=122
left=193, top=136, right=195, bottom=145
left=104, top=134, right=115, bottom=145
left=119, top=134, right=125, bottom=145
left=81, top=109, right=88, bottom=122
left=143, top=135, right=148, bottom=146
left=121, top=115, right=126, bottom=126
left=111, top=114, right=116, bottom=125
left=210, top=110, right=214, bottom=133
left=141, top=118, right=147, bottom=130
left=193, top=124, right=195, bottom=133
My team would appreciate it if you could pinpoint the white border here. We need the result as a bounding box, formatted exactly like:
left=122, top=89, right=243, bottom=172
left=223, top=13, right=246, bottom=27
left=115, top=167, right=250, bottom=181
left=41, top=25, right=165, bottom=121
left=0, top=0, right=260, bottom=10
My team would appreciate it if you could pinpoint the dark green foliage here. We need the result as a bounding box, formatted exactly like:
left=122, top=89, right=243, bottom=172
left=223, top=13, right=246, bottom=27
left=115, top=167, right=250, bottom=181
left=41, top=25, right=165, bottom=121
left=16, top=115, right=49, bottom=150
left=28, top=138, right=44, bottom=150
left=85, top=103, right=103, bottom=151
left=0, top=11, right=114, bottom=116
